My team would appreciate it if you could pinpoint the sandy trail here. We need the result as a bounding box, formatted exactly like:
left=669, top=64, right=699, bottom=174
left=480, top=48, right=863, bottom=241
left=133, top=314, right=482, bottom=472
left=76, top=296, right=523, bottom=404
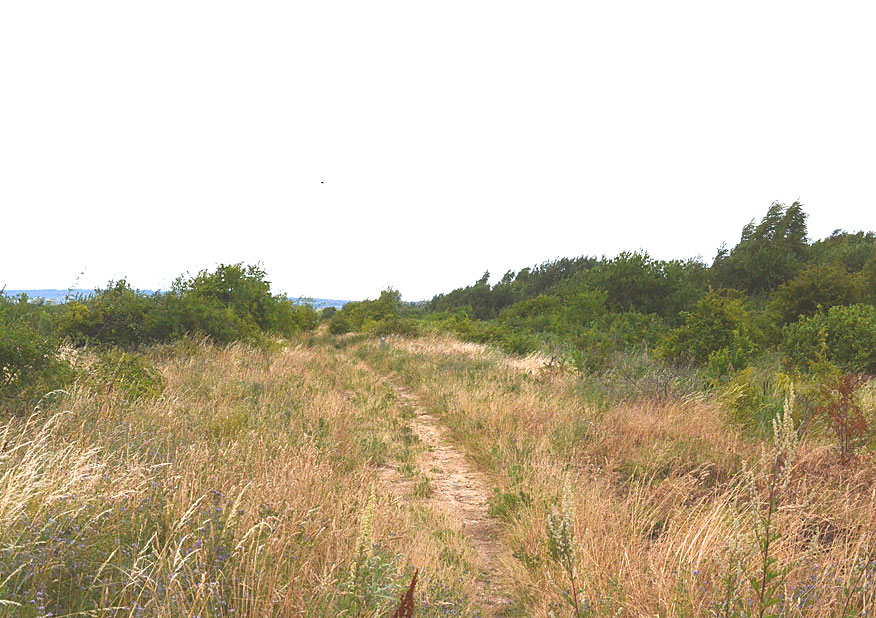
left=355, top=357, right=514, bottom=616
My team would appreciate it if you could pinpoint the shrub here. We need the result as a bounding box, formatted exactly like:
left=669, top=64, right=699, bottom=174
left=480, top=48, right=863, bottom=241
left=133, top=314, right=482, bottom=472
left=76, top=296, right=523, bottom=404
left=329, top=310, right=353, bottom=334
left=603, top=311, right=668, bottom=349
left=721, top=358, right=790, bottom=432
left=86, top=348, right=165, bottom=401
left=336, top=289, right=406, bottom=331
left=273, top=301, right=320, bottom=336
left=769, top=263, right=860, bottom=323
left=366, top=317, right=420, bottom=338
left=58, top=265, right=317, bottom=348
left=492, top=327, right=540, bottom=356
left=582, top=252, right=706, bottom=319
left=862, top=256, right=876, bottom=304
left=571, top=326, right=614, bottom=373
left=170, top=263, right=317, bottom=339
left=498, top=294, right=566, bottom=333
left=147, top=292, right=260, bottom=344
left=60, top=280, right=153, bottom=347
left=782, top=304, right=876, bottom=374
left=815, top=374, right=872, bottom=459
left=0, top=296, right=71, bottom=414
left=660, top=289, right=757, bottom=371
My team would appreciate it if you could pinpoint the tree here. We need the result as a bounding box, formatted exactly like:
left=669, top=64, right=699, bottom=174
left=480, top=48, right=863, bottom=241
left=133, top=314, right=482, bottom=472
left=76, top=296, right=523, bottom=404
left=712, top=202, right=809, bottom=295
left=861, top=255, right=876, bottom=304
left=808, top=230, right=876, bottom=272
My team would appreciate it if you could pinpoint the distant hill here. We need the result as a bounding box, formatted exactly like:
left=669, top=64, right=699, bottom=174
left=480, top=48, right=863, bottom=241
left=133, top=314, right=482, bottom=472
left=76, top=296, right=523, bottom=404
left=2, top=289, right=350, bottom=309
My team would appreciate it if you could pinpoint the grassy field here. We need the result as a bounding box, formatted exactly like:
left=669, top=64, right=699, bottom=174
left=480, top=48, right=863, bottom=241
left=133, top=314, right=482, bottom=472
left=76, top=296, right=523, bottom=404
left=0, top=336, right=481, bottom=616
left=2, top=333, right=876, bottom=617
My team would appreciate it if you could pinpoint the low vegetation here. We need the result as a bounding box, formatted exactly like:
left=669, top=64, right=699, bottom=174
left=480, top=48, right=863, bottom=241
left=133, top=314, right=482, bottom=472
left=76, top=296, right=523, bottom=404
left=0, top=338, right=480, bottom=616
left=356, top=333, right=876, bottom=616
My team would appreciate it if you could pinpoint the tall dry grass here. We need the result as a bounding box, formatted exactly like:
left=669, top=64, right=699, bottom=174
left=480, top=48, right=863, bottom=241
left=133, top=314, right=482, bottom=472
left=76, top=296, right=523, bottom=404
left=359, top=333, right=876, bottom=617
left=0, top=338, right=479, bottom=617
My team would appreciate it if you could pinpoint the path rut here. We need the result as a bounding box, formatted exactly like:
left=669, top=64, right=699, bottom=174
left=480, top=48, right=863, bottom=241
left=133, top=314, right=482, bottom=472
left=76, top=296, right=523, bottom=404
left=362, top=362, right=514, bottom=616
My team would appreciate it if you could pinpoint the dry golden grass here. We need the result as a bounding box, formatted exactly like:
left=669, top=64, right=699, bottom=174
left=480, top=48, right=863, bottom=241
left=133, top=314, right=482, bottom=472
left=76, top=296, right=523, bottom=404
left=360, top=334, right=876, bottom=617
left=390, top=333, right=551, bottom=375
left=6, top=332, right=876, bottom=617
left=0, top=338, right=479, bottom=617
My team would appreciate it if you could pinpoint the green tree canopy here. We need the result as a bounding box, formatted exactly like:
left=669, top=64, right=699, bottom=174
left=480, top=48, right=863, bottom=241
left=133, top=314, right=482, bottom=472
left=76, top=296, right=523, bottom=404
left=712, top=201, right=809, bottom=295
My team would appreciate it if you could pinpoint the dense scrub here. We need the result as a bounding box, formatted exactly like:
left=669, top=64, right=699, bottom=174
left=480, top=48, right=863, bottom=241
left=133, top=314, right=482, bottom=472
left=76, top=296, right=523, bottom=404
left=329, top=202, right=875, bottom=388
left=1, top=263, right=317, bottom=414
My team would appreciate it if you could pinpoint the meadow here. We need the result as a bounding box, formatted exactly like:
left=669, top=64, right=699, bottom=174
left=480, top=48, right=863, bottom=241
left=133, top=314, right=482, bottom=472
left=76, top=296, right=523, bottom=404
left=2, top=330, right=876, bottom=616
left=0, top=336, right=482, bottom=616
left=357, top=333, right=876, bottom=617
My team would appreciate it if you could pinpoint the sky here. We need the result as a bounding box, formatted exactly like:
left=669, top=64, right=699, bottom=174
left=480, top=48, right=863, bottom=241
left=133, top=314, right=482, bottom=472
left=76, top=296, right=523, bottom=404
left=2, top=2, right=875, bottom=301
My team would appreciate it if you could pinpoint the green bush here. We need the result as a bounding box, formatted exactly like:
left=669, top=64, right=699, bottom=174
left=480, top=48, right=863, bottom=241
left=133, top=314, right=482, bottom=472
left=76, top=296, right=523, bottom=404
left=769, top=264, right=860, bottom=323
left=603, top=311, right=668, bottom=349
left=492, top=327, right=540, bottom=356
left=782, top=304, right=876, bottom=374
left=498, top=294, right=566, bottom=333
left=168, top=263, right=317, bottom=340
left=329, top=311, right=353, bottom=334
left=60, top=280, right=153, bottom=347
left=365, top=317, right=420, bottom=338
left=336, top=289, right=405, bottom=331
left=146, top=292, right=260, bottom=344
left=582, top=252, right=706, bottom=320
left=57, top=264, right=317, bottom=348
left=862, top=256, right=876, bottom=304
left=0, top=296, right=71, bottom=414
left=660, top=290, right=757, bottom=371
left=571, top=327, right=614, bottom=373
left=86, top=348, right=165, bottom=401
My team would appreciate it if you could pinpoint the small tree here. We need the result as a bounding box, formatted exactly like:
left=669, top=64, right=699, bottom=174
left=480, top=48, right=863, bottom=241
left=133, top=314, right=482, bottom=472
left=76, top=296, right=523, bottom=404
left=1, top=296, right=71, bottom=414
left=712, top=201, right=809, bottom=295
left=816, top=374, right=871, bottom=460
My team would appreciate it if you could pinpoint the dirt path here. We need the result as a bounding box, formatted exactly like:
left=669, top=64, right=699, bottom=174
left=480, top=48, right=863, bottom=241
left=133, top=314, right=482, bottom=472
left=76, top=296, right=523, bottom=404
left=362, top=362, right=514, bottom=616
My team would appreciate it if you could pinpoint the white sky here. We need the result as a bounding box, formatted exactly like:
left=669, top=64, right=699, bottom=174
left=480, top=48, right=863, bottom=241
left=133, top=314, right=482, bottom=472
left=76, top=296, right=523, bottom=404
left=2, top=2, right=875, bottom=301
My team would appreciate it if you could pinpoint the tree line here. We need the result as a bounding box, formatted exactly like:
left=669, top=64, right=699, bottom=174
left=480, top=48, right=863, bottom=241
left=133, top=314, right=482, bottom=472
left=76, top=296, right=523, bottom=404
left=328, top=202, right=876, bottom=425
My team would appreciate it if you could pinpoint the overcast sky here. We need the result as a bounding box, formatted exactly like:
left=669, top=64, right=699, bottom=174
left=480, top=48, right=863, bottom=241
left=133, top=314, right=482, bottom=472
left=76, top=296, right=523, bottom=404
left=2, top=2, right=875, bottom=301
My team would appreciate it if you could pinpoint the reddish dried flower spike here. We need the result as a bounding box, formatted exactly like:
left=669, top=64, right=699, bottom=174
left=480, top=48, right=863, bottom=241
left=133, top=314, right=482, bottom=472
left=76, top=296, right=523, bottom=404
left=390, top=568, right=418, bottom=618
